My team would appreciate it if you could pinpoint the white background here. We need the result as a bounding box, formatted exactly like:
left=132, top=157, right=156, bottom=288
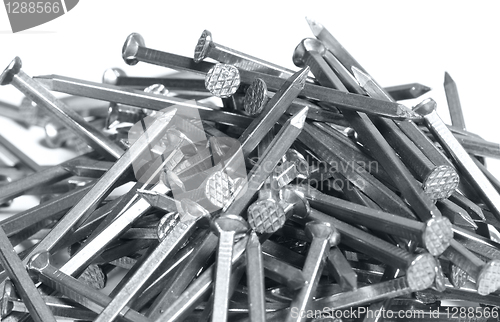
left=0, top=1, right=499, bottom=182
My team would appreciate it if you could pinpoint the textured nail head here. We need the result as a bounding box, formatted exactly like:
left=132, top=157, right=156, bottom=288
left=450, top=264, right=468, bottom=289
left=79, top=264, right=106, bottom=290
left=205, top=64, right=240, bottom=98
left=247, top=199, right=286, bottom=234
left=423, top=165, right=460, bottom=200
left=157, top=211, right=181, bottom=241
left=205, top=171, right=236, bottom=209
left=477, top=259, right=500, bottom=295
left=122, top=33, right=145, bottom=66
left=422, top=216, right=453, bottom=256
left=243, top=78, right=268, bottom=115
left=407, top=253, right=437, bottom=291
left=0, top=56, right=22, bottom=86
left=193, top=30, right=213, bottom=63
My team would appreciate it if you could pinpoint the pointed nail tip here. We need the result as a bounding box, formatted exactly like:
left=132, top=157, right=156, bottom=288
left=290, top=107, right=308, bottom=128
left=305, top=16, right=322, bottom=36
left=351, top=66, right=370, bottom=86
left=137, top=189, right=156, bottom=201
left=248, top=231, right=260, bottom=243
left=444, top=71, right=454, bottom=84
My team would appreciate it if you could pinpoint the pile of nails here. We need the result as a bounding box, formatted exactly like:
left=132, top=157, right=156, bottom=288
left=0, top=17, right=500, bottom=322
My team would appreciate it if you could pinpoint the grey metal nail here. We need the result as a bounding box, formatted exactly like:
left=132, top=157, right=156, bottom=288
left=0, top=228, right=57, bottom=322
left=414, top=98, right=500, bottom=221
left=0, top=57, right=123, bottom=160
left=223, top=106, right=308, bottom=216
left=211, top=215, right=249, bottom=322
left=194, top=30, right=299, bottom=79
left=444, top=72, right=466, bottom=131
left=442, top=239, right=500, bottom=295
left=352, top=66, right=460, bottom=201
left=120, top=34, right=411, bottom=120
left=34, top=74, right=252, bottom=129
left=292, top=184, right=452, bottom=256
left=246, top=231, right=266, bottom=322
left=94, top=200, right=210, bottom=322
left=21, top=107, right=176, bottom=270
left=286, top=221, right=337, bottom=322
left=60, top=146, right=182, bottom=277
left=27, top=252, right=152, bottom=322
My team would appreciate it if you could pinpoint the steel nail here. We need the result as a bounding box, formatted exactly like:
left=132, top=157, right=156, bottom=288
left=145, top=232, right=218, bottom=318
left=417, top=280, right=500, bottom=307
left=294, top=40, right=443, bottom=222
left=353, top=68, right=463, bottom=201
left=23, top=107, right=176, bottom=269
left=223, top=106, right=308, bottom=216
left=204, top=63, right=241, bottom=98
left=0, top=228, right=57, bottom=322
left=60, top=145, right=183, bottom=277
left=1, top=281, right=96, bottom=321
left=243, top=78, right=347, bottom=125
left=0, top=57, right=124, bottom=160
left=0, top=134, right=41, bottom=172
left=0, top=152, right=96, bottom=204
left=129, top=230, right=205, bottom=312
left=152, top=236, right=253, bottom=321
left=312, top=277, right=416, bottom=312
left=194, top=29, right=300, bottom=79
left=103, top=67, right=209, bottom=92
left=27, top=252, right=152, bottom=322
left=0, top=99, right=29, bottom=126
left=120, top=34, right=410, bottom=120
left=298, top=123, right=415, bottom=218
left=306, top=17, right=368, bottom=79
left=453, top=225, right=500, bottom=260
left=308, top=22, right=460, bottom=198
left=211, top=215, right=249, bottom=322
left=437, top=199, right=477, bottom=229
left=261, top=252, right=306, bottom=291
left=245, top=231, right=266, bottom=322
left=77, top=264, right=106, bottom=290
left=415, top=98, right=500, bottom=221
left=442, top=239, right=500, bottom=295
left=292, top=184, right=452, bottom=256
left=326, top=247, right=358, bottom=291
left=444, top=72, right=466, bottom=131
left=34, top=74, right=252, bottom=129
left=306, top=209, right=437, bottom=291
left=286, top=221, right=338, bottom=322
left=238, top=67, right=308, bottom=157
left=455, top=134, right=500, bottom=159
left=95, top=201, right=210, bottom=322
